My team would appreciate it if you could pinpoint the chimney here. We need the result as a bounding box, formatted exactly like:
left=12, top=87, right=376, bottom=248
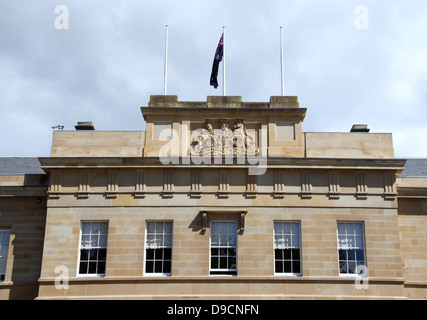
left=350, top=124, right=370, bottom=133
left=75, top=122, right=95, bottom=130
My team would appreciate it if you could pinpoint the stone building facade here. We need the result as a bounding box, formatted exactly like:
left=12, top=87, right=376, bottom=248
left=0, top=95, right=426, bottom=299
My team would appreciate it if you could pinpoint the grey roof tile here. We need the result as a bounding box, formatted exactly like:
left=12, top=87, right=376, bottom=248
left=399, top=159, right=427, bottom=177
left=0, top=157, right=45, bottom=175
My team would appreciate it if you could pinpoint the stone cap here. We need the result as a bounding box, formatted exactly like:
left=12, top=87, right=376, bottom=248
left=75, top=122, right=95, bottom=130
left=147, top=95, right=300, bottom=109
left=350, top=124, right=370, bottom=132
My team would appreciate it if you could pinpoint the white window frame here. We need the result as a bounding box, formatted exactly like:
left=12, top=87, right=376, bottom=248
left=0, top=229, right=11, bottom=282
left=209, top=221, right=238, bottom=276
left=77, top=221, right=109, bottom=277
left=144, top=221, right=173, bottom=277
left=273, top=221, right=302, bottom=276
left=337, top=221, right=366, bottom=276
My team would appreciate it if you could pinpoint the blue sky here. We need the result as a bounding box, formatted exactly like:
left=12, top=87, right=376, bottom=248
left=1, top=0, right=426, bottom=158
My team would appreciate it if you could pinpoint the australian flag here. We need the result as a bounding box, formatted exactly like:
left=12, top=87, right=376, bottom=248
left=210, top=33, right=224, bottom=89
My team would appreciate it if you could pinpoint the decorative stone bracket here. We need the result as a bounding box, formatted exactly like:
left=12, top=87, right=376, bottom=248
left=201, top=209, right=247, bottom=232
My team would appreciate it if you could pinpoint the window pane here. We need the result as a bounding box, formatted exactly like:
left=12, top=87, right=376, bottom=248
left=147, top=222, right=155, bottom=233
left=155, top=261, right=162, bottom=273
left=339, top=261, right=348, bottom=274
left=0, top=231, right=10, bottom=245
left=211, top=235, right=219, bottom=246
left=89, top=249, right=98, bottom=261
left=283, top=249, right=291, bottom=260
left=291, top=249, right=300, bottom=260
left=227, top=222, right=236, bottom=234
left=292, top=260, right=301, bottom=274
left=347, top=250, right=356, bottom=261
left=100, top=222, right=108, bottom=234
left=355, top=236, right=364, bottom=248
left=338, top=235, right=347, bottom=249
left=346, top=223, right=354, bottom=235
left=97, top=261, right=106, bottom=274
left=348, top=261, right=356, bottom=274
left=99, top=235, right=108, bottom=248
left=283, top=223, right=291, bottom=234
left=228, top=235, right=236, bottom=246
left=292, top=235, right=300, bottom=247
left=145, top=261, right=154, bottom=273
left=275, top=249, right=283, bottom=260
left=155, top=248, right=163, bottom=260
left=347, top=235, right=356, bottom=249
left=354, top=223, right=363, bottom=236
left=164, top=222, right=173, bottom=234
left=91, top=222, right=100, bottom=235
left=82, top=223, right=91, bottom=235
left=164, top=235, right=172, bottom=247
left=211, top=257, right=218, bottom=269
left=337, top=223, right=346, bottom=235
left=338, top=249, right=346, bottom=261
left=274, top=235, right=282, bottom=247
left=284, top=261, right=292, bottom=273
left=275, top=261, right=283, bottom=273
left=219, top=235, right=228, bottom=246
left=80, top=249, right=89, bottom=261
left=163, top=261, right=171, bottom=274
left=146, top=249, right=154, bottom=260
left=81, top=235, right=90, bottom=248
left=79, top=262, right=88, bottom=274
left=282, top=234, right=291, bottom=248
left=274, top=223, right=283, bottom=235
left=228, top=248, right=236, bottom=257
left=88, top=262, right=97, bottom=274
left=228, top=257, right=236, bottom=269
left=164, top=248, right=172, bottom=260
left=291, top=223, right=299, bottom=235
left=355, top=249, right=365, bottom=261
left=98, top=249, right=107, bottom=261
left=155, top=222, right=163, bottom=234
left=219, top=257, right=227, bottom=269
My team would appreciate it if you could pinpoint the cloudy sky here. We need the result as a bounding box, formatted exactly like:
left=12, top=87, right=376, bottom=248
left=1, top=0, right=426, bottom=158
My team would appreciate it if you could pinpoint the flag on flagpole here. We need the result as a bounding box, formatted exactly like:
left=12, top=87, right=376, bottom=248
left=210, top=33, right=224, bottom=89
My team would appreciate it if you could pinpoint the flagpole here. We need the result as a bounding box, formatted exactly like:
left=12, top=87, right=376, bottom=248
left=222, top=26, right=226, bottom=96
left=164, top=25, right=169, bottom=95
left=280, top=26, right=284, bottom=96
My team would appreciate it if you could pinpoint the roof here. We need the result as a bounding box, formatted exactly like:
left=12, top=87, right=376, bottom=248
left=0, top=157, right=45, bottom=175
left=399, top=159, right=427, bottom=177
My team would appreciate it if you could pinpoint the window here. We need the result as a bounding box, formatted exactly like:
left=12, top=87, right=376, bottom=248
left=210, top=221, right=237, bottom=276
left=145, top=221, right=173, bottom=275
left=337, top=222, right=366, bottom=275
left=79, top=221, right=108, bottom=276
left=0, top=230, right=11, bottom=282
left=274, top=221, right=301, bottom=275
